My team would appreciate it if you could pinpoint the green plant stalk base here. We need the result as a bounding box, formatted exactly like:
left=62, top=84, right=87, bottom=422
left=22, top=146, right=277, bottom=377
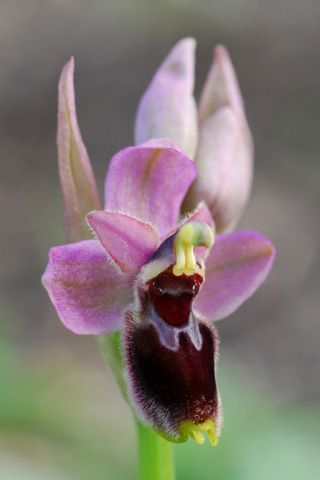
left=136, top=421, right=175, bottom=480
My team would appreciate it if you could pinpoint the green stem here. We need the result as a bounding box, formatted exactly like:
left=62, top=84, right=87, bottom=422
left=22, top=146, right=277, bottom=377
left=96, top=332, right=128, bottom=401
left=136, top=421, right=176, bottom=480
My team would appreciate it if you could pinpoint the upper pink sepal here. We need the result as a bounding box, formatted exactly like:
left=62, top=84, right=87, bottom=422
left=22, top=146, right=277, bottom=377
left=195, top=230, right=275, bottom=321
left=104, top=145, right=197, bottom=239
left=182, top=45, right=254, bottom=233
left=87, top=211, right=160, bottom=275
left=58, top=57, right=101, bottom=243
left=41, top=240, right=133, bottom=334
left=198, top=45, right=245, bottom=124
left=134, top=38, right=198, bottom=159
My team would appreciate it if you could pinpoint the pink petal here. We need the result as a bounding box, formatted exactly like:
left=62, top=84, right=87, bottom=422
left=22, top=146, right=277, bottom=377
left=104, top=145, right=197, bottom=239
left=87, top=211, right=160, bottom=275
left=198, top=45, right=245, bottom=124
left=134, top=38, right=198, bottom=159
left=57, top=58, right=101, bottom=243
left=184, top=107, right=253, bottom=232
left=41, top=240, right=133, bottom=334
left=195, top=230, right=275, bottom=321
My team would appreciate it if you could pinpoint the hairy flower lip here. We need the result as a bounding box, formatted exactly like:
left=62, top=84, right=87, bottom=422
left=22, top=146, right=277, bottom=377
left=124, top=316, right=220, bottom=444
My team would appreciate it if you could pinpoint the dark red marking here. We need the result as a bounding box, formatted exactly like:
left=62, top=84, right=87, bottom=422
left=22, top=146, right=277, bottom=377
left=148, top=266, right=203, bottom=327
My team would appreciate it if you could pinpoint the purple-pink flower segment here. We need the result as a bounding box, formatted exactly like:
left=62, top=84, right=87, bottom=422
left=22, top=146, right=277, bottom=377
left=42, top=41, right=275, bottom=447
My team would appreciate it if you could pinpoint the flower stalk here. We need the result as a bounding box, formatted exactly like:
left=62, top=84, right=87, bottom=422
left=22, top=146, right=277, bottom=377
left=97, top=332, right=128, bottom=401
left=136, top=421, right=175, bottom=480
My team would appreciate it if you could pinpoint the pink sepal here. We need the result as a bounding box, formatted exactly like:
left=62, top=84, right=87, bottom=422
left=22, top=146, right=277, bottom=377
left=195, top=230, right=275, bottom=321
left=42, top=240, right=133, bottom=334
left=57, top=58, right=101, bottom=243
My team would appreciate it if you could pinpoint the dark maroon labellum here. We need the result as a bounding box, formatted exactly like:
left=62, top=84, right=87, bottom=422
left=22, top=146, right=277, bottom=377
left=125, top=316, right=218, bottom=440
left=124, top=260, right=219, bottom=442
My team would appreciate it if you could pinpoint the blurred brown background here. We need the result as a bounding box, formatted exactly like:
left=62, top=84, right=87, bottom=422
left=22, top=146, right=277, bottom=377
left=1, top=0, right=319, bottom=479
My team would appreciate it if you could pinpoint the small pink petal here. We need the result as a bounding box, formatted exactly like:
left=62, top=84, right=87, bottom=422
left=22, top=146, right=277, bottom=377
left=57, top=57, right=101, bottom=243
left=104, top=145, right=197, bottom=240
left=134, top=38, right=198, bottom=159
left=198, top=45, right=245, bottom=124
left=195, top=230, right=275, bottom=321
left=184, top=107, right=253, bottom=232
left=87, top=211, right=160, bottom=275
left=41, top=240, right=133, bottom=334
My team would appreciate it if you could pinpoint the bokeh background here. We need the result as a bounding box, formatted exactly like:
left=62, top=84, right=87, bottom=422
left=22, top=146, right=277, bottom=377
left=1, top=0, right=320, bottom=478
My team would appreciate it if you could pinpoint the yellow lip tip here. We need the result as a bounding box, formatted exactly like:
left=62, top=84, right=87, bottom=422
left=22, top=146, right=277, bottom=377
left=192, top=431, right=205, bottom=444
left=181, top=419, right=219, bottom=447
left=207, top=429, right=219, bottom=447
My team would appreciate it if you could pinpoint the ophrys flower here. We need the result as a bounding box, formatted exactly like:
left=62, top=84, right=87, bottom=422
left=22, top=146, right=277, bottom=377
left=42, top=46, right=274, bottom=446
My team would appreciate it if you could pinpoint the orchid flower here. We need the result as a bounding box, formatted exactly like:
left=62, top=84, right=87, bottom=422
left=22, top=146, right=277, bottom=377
left=42, top=40, right=274, bottom=474
left=135, top=38, right=253, bottom=233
